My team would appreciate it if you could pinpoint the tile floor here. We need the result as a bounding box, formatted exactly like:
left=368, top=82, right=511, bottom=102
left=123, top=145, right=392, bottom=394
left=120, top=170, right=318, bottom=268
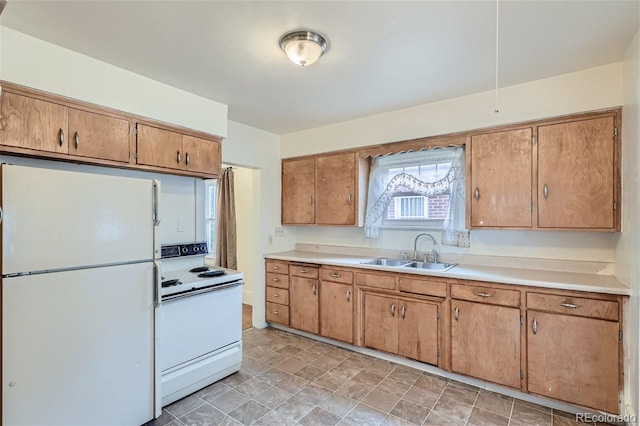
left=152, top=327, right=609, bottom=426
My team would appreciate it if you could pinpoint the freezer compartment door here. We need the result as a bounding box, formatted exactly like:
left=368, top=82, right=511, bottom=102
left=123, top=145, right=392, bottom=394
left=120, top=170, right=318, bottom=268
left=2, top=262, right=156, bottom=425
left=1, top=164, right=156, bottom=275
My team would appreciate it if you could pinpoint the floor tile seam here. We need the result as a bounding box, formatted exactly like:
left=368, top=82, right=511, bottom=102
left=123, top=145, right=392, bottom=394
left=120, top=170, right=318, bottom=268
left=419, top=380, right=449, bottom=426
left=166, top=396, right=209, bottom=420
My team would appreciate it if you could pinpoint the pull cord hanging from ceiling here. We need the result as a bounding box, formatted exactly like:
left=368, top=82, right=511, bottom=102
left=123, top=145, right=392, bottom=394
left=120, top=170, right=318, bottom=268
left=494, top=0, right=500, bottom=113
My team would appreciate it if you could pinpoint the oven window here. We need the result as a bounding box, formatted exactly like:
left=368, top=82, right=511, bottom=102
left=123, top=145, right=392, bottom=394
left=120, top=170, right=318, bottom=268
left=205, top=179, right=218, bottom=257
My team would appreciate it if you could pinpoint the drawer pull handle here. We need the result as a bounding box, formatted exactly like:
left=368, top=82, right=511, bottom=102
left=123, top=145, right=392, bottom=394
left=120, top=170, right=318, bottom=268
left=309, top=196, right=313, bottom=206
left=532, top=318, right=538, bottom=334
left=312, top=284, right=317, bottom=295
left=346, top=290, right=350, bottom=302
left=273, top=277, right=281, bottom=282
left=59, top=128, right=65, bottom=146
left=300, top=269, right=309, bottom=273
left=390, top=303, right=396, bottom=317
left=74, top=131, right=79, bottom=149
left=474, top=188, right=479, bottom=201
left=474, top=292, right=493, bottom=298
left=273, top=293, right=280, bottom=297
left=273, top=310, right=280, bottom=315
left=177, top=151, right=182, bottom=164
left=560, top=302, right=580, bottom=309
left=454, top=306, right=459, bottom=321
left=330, top=272, right=341, bottom=278
left=272, top=265, right=280, bottom=270
left=543, top=184, right=549, bottom=199
left=401, top=305, right=406, bottom=319
left=347, top=194, right=353, bottom=205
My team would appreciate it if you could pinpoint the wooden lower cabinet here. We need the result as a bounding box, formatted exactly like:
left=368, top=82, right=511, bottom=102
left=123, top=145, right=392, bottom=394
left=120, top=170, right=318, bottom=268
left=289, top=276, right=319, bottom=334
left=319, top=281, right=353, bottom=343
left=363, top=292, right=439, bottom=366
left=527, top=310, right=619, bottom=413
left=451, top=299, right=521, bottom=389
left=398, top=299, right=439, bottom=365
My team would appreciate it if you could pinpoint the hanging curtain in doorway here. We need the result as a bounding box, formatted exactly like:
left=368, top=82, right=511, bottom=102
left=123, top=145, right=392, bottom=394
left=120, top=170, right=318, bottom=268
left=215, top=167, right=238, bottom=269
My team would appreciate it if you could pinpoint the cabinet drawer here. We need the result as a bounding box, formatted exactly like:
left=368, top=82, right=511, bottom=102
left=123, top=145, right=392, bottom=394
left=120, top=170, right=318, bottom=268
left=355, top=272, right=397, bottom=290
left=399, top=277, right=447, bottom=298
left=266, top=272, right=289, bottom=289
left=451, top=283, right=520, bottom=307
left=266, top=260, right=289, bottom=274
left=527, top=292, right=618, bottom=321
left=290, top=265, right=319, bottom=279
left=266, top=302, right=289, bottom=325
left=266, top=287, right=290, bottom=305
left=320, top=267, right=354, bottom=284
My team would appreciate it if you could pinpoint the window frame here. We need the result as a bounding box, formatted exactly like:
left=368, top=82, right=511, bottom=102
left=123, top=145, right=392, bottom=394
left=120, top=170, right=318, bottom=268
left=204, top=179, right=217, bottom=258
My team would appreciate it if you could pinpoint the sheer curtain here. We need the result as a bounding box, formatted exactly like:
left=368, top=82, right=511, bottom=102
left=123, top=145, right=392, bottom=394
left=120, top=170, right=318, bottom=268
left=215, top=167, right=238, bottom=269
left=364, top=146, right=470, bottom=247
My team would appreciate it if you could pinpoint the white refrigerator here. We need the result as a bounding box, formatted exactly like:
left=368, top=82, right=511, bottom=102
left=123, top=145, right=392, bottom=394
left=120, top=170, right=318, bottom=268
left=1, top=164, right=161, bottom=425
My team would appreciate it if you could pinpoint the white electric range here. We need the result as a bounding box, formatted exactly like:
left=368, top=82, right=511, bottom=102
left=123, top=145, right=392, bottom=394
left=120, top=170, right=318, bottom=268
left=158, top=242, right=244, bottom=406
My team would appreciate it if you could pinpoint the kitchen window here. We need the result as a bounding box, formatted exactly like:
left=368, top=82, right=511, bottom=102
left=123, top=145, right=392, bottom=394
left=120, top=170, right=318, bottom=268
left=204, top=179, right=217, bottom=257
left=364, top=146, right=469, bottom=247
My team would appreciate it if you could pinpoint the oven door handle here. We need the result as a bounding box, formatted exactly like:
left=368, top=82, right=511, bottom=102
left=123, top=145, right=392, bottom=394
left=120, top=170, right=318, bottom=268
left=162, top=280, right=244, bottom=303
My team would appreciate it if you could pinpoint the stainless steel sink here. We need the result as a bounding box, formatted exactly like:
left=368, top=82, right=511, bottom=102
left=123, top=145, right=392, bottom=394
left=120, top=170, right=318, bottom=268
left=402, top=261, right=457, bottom=271
left=360, top=258, right=412, bottom=267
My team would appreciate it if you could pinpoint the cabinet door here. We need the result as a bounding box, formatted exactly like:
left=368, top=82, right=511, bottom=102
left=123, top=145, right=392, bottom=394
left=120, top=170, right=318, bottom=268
left=0, top=92, right=68, bottom=154
left=289, top=276, right=319, bottom=334
left=68, top=109, right=130, bottom=163
left=451, top=300, right=521, bottom=388
left=282, top=158, right=316, bottom=224
left=363, top=293, right=398, bottom=354
left=320, top=282, right=353, bottom=343
left=182, top=135, right=220, bottom=175
left=470, top=128, right=532, bottom=227
left=398, top=299, right=439, bottom=365
left=537, top=117, right=614, bottom=229
left=527, top=311, right=619, bottom=413
left=136, top=124, right=183, bottom=170
left=316, top=153, right=356, bottom=225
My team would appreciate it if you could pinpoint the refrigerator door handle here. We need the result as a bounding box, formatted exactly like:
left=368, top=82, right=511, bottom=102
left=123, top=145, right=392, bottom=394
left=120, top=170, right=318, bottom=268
left=153, top=261, right=161, bottom=308
left=152, top=181, right=160, bottom=226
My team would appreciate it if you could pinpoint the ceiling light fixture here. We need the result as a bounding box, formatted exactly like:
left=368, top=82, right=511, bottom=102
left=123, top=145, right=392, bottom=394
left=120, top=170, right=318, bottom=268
left=279, top=30, right=328, bottom=67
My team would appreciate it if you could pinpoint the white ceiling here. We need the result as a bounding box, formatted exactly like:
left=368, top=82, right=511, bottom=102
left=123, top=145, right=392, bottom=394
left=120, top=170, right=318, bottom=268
left=1, top=1, right=638, bottom=134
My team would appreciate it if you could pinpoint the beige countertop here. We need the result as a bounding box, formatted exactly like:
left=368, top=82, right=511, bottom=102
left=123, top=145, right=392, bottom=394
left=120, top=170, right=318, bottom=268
left=265, top=250, right=630, bottom=296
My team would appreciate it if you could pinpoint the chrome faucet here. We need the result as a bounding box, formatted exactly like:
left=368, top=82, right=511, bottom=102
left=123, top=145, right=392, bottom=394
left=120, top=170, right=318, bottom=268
left=413, top=233, right=439, bottom=263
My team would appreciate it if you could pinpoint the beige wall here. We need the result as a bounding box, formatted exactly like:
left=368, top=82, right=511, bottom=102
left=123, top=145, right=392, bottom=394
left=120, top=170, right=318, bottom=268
left=232, top=166, right=257, bottom=305
left=0, top=27, right=228, bottom=137
left=281, top=63, right=625, bottom=263
left=616, top=30, right=640, bottom=419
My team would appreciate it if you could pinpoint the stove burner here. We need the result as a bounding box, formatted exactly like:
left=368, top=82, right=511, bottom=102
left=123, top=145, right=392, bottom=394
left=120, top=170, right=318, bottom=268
left=161, top=279, right=181, bottom=288
left=198, top=270, right=226, bottom=278
left=189, top=266, right=210, bottom=273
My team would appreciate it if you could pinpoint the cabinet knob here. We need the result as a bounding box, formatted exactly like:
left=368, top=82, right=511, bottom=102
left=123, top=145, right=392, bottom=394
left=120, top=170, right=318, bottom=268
left=390, top=303, right=396, bottom=317
left=74, top=132, right=79, bottom=149
left=532, top=318, right=538, bottom=334
left=347, top=194, right=352, bottom=205
left=59, top=128, right=65, bottom=146
left=186, top=152, right=190, bottom=165
left=177, top=151, right=182, bottom=164
left=401, top=305, right=406, bottom=319
left=454, top=306, right=459, bottom=321
left=309, top=196, right=313, bottom=206
left=543, top=184, right=549, bottom=199
left=346, top=290, right=351, bottom=302
left=474, top=188, right=479, bottom=201
left=312, top=284, right=317, bottom=295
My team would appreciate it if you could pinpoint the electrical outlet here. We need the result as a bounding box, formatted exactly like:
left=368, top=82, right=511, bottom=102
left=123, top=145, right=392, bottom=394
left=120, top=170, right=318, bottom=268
left=275, top=227, right=285, bottom=237
left=267, top=235, right=274, bottom=246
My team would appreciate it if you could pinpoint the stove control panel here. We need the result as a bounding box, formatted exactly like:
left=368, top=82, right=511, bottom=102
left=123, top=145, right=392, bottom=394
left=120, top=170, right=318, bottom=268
left=161, top=241, right=209, bottom=258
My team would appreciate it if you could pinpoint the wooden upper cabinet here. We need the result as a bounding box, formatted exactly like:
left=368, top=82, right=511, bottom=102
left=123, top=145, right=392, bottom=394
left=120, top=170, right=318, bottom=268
left=316, top=152, right=356, bottom=225
left=527, top=311, right=619, bottom=413
left=451, top=299, right=521, bottom=389
left=0, top=91, right=68, bottom=154
left=68, top=109, right=130, bottom=163
left=182, top=135, right=220, bottom=175
left=537, top=116, right=616, bottom=230
left=469, top=128, right=533, bottom=228
left=282, top=158, right=316, bottom=225
left=136, top=124, right=183, bottom=170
